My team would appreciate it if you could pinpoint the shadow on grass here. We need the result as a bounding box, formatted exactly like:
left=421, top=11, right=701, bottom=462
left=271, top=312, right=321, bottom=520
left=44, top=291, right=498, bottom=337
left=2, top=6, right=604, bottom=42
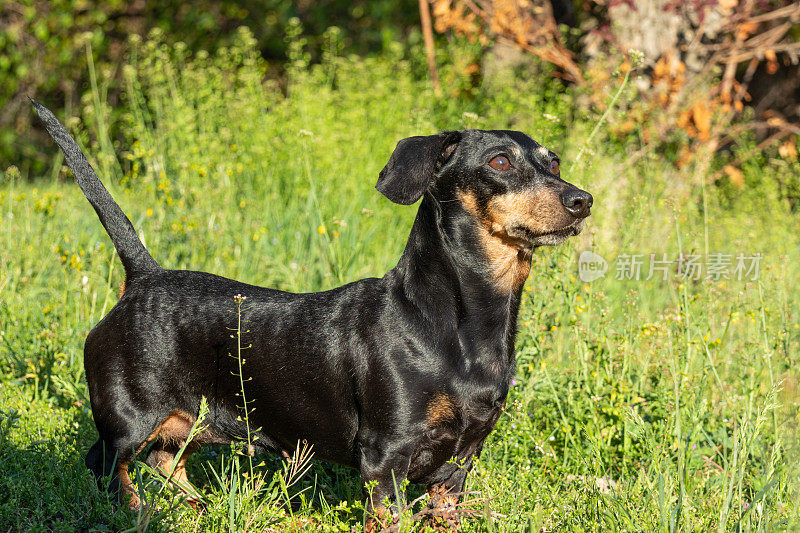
left=0, top=398, right=434, bottom=532
left=0, top=406, right=131, bottom=532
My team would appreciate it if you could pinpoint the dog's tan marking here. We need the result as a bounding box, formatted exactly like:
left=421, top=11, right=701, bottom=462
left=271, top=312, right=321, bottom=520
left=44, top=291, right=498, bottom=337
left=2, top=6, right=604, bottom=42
left=149, top=441, right=197, bottom=481
left=136, top=410, right=196, bottom=455
left=428, top=482, right=459, bottom=505
left=155, top=410, right=195, bottom=445
left=458, top=191, right=532, bottom=293
left=459, top=189, right=572, bottom=293
left=117, top=460, right=141, bottom=509
left=148, top=440, right=201, bottom=506
left=484, top=190, right=569, bottom=243
left=426, top=483, right=461, bottom=531
left=124, top=410, right=206, bottom=508
left=483, top=194, right=535, bottom=292
left=427, top=392, right=459, bottom=426
left=365, top=502, right=394, bottom=533
left=118, top=280, right=126, bottom=298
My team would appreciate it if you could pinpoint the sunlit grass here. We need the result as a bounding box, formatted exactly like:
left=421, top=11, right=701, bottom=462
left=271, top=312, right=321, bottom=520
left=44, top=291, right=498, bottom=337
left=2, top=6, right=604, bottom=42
left=0, top=27, right=798, bottom=531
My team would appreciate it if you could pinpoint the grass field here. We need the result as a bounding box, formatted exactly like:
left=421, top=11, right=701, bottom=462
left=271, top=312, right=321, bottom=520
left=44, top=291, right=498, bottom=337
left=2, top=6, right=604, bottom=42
left=1, top=29, right=799, bottom=531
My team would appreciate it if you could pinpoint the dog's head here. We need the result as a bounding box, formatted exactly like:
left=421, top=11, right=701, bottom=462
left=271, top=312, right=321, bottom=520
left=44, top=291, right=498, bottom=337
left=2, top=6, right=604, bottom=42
left=377, top=130, right=592, bottom=250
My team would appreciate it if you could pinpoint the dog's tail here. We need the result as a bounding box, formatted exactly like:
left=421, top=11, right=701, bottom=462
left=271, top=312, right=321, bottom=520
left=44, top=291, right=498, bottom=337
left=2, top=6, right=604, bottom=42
left=31, top=99, right=161, bottom=277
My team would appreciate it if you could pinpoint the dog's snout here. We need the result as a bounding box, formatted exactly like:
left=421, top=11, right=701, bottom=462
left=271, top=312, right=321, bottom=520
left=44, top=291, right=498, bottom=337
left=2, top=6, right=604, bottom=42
left=560, top=188, right=593, bottom=218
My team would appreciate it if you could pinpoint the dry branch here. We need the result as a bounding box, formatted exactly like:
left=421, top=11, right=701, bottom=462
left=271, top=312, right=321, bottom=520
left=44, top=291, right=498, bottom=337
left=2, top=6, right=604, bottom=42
left=420, top=0, right=443, bottom=96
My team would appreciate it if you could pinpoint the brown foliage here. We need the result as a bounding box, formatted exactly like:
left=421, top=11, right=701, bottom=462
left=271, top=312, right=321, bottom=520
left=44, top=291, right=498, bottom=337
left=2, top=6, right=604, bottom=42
left=589, top=1, right=800, bottom=175
left=430, top=0, right=800, bottom=176
left=431, top=0, right=583, bottom=82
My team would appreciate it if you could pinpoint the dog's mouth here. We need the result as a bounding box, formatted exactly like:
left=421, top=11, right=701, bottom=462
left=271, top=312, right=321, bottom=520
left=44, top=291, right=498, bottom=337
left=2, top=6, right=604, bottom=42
left=505, top=218, right=584, bottom=250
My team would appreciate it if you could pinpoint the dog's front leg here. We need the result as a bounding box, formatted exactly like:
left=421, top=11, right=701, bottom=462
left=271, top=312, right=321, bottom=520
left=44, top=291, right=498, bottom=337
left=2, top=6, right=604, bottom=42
left=359, top=439, right=414, bottom=532
left=424, top=438, right=487, bottom=531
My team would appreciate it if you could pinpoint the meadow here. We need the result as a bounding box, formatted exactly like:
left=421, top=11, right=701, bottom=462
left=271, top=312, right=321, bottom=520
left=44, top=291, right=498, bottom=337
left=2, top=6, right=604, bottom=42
left=1, top=27, right=798, bottom=531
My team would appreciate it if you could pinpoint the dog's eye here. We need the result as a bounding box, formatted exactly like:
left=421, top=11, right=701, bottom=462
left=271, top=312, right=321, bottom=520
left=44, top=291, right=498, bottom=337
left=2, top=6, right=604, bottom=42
left=549, top=159, right=560, bottom=175
left=489, top=155, right=511, bottom=170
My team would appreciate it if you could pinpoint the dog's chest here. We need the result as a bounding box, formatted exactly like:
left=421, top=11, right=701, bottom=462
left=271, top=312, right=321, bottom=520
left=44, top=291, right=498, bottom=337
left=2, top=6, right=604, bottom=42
left=408, top=391, right=505, bottom=483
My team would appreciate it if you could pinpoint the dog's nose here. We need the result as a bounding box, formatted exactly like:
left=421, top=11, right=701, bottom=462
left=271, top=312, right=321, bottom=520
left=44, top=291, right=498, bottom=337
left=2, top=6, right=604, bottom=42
left=560, top=188, right=593, bottom=218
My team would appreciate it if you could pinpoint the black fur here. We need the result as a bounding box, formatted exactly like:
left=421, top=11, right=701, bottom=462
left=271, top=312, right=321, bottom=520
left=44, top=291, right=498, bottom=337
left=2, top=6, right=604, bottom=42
left=33, top=100, right=592, bottom=528
left=31, top=99, right=159, bottom=276
left=376, top=132, right=460, bottom=205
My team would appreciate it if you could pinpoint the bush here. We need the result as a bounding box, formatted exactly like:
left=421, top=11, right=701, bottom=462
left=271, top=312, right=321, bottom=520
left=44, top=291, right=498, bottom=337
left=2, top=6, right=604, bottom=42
left=0, top=0, right=420, bottom=173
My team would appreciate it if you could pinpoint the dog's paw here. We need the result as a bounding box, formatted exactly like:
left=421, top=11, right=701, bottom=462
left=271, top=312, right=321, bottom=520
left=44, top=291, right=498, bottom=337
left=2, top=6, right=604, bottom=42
left=364, top=506, right=399, bottom=533
left=423, top=491, right=461, bottom=531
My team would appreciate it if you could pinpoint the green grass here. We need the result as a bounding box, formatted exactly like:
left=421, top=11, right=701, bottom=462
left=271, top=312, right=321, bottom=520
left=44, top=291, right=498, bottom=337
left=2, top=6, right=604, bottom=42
left=1, top=27, right=799, bottom=531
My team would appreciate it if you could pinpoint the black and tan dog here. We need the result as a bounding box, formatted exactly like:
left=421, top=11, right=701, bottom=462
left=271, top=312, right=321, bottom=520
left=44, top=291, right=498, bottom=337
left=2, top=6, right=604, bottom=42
left=33, top=100, right=591, bottom=530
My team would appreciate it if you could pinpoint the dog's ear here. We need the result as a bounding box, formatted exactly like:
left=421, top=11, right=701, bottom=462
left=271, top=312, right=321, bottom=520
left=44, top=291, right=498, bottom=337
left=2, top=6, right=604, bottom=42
left=376, top=131, right=461, bottom=205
